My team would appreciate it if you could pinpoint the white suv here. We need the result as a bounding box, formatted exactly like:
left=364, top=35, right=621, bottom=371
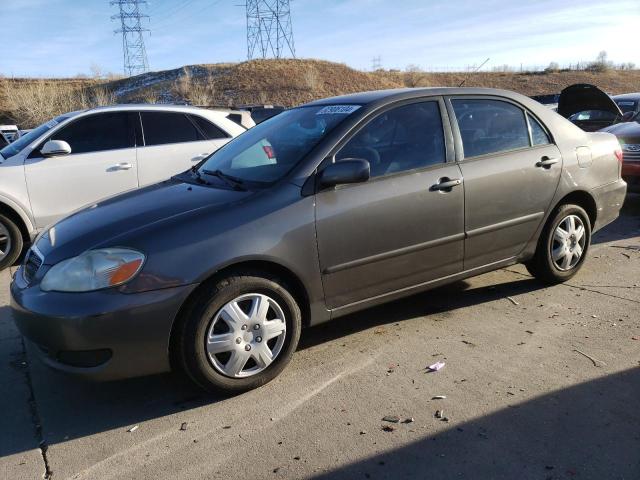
left=0, top=104, right=250, bottom=269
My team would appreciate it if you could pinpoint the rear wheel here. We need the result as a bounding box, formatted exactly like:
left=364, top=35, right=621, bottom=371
left=177, top=271, right=302, bottom=393
left=0, top=214, right=23, bottom=271
left=525, top=204, right=591, bottom=283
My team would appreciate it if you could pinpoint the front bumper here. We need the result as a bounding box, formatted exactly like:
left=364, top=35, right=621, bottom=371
left=10, top=268, right=196, bottom=381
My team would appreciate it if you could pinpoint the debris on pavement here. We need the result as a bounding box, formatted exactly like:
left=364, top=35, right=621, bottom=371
left=432, top=395, right=447, bottom=400
left=435, top=410, right=444, bottom=419
left=382, top=415, right=400, bottom=423
left=427, top=361, right=445, bottom=372
left=461, top=340, right=476, bottom=347
left=506, top=296, right=519, bottom=306
left=127, top=425, right=139, bottom=433
left=381, top=425, right=396, bottom=432
left=402, top=417, right=415, bottom=424
left=573, top=348, right=606, bottom=367
left=180, top=422, right=188, bottom=431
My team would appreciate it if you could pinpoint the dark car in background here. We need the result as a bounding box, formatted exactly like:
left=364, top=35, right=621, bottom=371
left=601, top=112, right=640, bottom=188
left=11, top=87, right=626, bottom=393
left=558, top=84, right=623, bottom=131
left=613, top=92, right=640, bottom=118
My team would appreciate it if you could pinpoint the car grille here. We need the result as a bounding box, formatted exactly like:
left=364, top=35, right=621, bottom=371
left=622, top=144, right=640, bottom=162
left=23, top=249, right=43, bottom=284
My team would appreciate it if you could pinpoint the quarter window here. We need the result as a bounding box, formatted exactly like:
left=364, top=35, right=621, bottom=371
left=451, top=99, right=530, bottom=158
left=527, top=113, right=551, bottom=146
left=141, top=112, right=205, bottom=146
left=337, top=101, right=446, bottom=177
left=49, top=112, right=133, bottom=154
left=189, top=115, right=229, bottom=140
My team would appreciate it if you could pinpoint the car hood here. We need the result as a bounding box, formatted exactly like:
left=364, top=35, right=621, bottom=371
left=600, top=121, right=640, bottom=142
left=558, top=83, right=623, bottom=119
left=35, top=177, right=253, bottom=263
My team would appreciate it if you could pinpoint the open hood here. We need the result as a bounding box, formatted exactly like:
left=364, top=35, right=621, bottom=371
left=558, top=84, right=623, bottom=119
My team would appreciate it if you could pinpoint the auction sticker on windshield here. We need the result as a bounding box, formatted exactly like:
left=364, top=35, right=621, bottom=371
left=316, top=105, right=361, bottom=115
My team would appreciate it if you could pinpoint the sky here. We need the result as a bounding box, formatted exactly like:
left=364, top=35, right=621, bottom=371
left=1, top=0, right=639, bottom=77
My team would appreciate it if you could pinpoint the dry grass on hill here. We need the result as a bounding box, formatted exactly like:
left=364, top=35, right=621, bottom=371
left=2, top=59, right=640, bottom=127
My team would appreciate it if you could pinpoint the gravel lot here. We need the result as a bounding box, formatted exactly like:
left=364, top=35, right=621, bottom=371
left=1, top=194, right=638, bottom=480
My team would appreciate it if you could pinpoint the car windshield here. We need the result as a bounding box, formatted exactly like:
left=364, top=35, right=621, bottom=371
left=196, top=104, right=361, bottom=185
left=0, top=114, right=71, bottom=159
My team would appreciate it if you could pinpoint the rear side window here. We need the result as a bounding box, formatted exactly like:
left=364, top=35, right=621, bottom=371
left=451, top=99, right=530, bottom=158
left=188, top=115, right=229, bottom=140
left=337, top=101, right=446, bottom=177
left=49, top=112, right=133, bottom=154
left=141, top=112, right=204, bottom=146
left=527, top=113, right=550, bottom=146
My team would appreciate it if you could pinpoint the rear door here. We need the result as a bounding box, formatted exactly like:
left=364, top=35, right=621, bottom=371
left=137, top=111, right=231, bottom=186
left=448, top=97, right=562, bottom=269
left=25, top=112, right=138, bottom=228
left=315, top=99, right=465, bottom=309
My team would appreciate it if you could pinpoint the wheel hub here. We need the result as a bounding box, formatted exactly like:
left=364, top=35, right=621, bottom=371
left=551, top=214, right=586, bottom=271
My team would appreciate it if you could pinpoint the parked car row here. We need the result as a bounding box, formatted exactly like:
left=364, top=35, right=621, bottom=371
left=0, top=104, right=252, bottom=269
left=547, top=84, right=640, bottom=189
left=10, top=87, right=626, bottom=393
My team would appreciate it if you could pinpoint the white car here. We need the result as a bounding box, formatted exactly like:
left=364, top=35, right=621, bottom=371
left=0, top=104, right=250, bottom=269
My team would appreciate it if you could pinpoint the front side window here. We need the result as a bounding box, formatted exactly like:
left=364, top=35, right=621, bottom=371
left=336, top=101, right=446, bottom=177
left=1, top=114, right=71, bottom=159
left=50, top=112, right=132, bottom=155
left=141, top=112, right=204, bottom=146
left=452, top=99, right=530, bottom=158
left=196, top=105, right=360, bottom=185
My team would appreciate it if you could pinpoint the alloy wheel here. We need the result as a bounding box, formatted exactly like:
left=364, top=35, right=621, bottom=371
left=205, top=293, right=287, bottom=378
left=550, top=214, right=586, bottom=271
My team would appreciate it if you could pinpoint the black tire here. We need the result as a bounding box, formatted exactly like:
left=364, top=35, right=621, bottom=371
left=176, top=271, right=302, bottom=394
left=0, top=214, right=24, bottom=271
left=525, top=204, right=591, bottom=284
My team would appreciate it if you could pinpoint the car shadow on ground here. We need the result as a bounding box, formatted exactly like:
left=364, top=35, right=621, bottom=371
left=309, top=367, right=640, bottom=480
left=1, top=275, right=547, bottom=459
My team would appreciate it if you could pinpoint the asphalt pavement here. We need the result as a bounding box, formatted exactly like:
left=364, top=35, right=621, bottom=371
left=1, top=194, right=639, bottom=480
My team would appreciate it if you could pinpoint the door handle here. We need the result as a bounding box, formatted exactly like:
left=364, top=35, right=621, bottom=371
left=108, top=162, right=133, bottom=171
left=536, top=157, right=559, bottom=168
left=192, top=153, right=210, bottom=161
left=430, top=177, right=462, bottom=192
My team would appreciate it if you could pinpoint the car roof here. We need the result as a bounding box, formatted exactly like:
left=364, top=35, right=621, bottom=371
left=613, top=93, right=640, bottom=101
left=84, top=104, right=222, bottom=114
left=304, top=87, right=527, bottom=107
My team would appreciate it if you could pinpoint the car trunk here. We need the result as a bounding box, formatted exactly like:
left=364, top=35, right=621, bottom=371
left=558, top=84, right=623, bottom=132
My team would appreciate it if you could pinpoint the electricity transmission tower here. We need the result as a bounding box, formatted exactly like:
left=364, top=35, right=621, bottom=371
left=245, top=0, right=296, bottom=60
left=372, top=55, right=382, bottom=71
left=110, top=0, right=150, bottom=77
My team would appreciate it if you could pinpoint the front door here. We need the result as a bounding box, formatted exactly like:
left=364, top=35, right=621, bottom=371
left=315, top=100, right=465, bottom=309
left=448, top=97, right=562, bottom=269
left=25, top=112, right=139, bottom=229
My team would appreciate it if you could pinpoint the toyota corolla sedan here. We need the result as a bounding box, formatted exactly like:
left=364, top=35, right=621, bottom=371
left=11, top=88, right=626, bottom=393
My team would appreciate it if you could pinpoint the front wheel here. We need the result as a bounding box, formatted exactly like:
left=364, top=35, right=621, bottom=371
left=177, top=271, right=302, bottom=393
left=525, top=204, right=591, bottom=284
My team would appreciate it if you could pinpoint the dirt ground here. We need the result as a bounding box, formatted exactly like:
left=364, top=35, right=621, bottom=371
left=1, top=194, right=638, bottom=480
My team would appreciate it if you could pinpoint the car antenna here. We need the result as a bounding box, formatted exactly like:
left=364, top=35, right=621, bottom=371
left=459, top=58, right=490, bottom=87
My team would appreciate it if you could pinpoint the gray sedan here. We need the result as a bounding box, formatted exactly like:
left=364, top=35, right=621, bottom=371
left=11, top=88, right=626, bottom=393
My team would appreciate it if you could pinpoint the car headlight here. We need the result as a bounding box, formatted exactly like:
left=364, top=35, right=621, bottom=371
left=40, top=248, right=145, bottom=292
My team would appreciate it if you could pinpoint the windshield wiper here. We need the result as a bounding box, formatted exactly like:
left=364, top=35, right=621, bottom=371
left=201, top=169, right=248, bottom=191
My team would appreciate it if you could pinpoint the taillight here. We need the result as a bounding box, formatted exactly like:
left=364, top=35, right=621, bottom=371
left=263, top=145, right=275, bottom=159
left=614, top=147, right=623, bottom=163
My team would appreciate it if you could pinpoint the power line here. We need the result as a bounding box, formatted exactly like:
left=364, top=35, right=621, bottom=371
left=245, top=0, right=295, bottom=60
left=110, top=0, right=151, bottom=77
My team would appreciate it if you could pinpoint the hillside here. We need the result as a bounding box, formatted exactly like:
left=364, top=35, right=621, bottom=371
left=2, top=59, right=640, bottom=127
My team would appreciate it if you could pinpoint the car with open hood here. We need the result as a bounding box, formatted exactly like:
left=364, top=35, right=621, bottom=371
left=558, top=83, right=623, bottom=132
left=11, top=87, right=626, bottom=393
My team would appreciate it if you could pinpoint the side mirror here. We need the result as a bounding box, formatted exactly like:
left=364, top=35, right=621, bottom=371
left=319, top=158, right=370, bottom=188
left=621, top=111, right=635, bottom=123
left=40, top=140, right=71, bottom=157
